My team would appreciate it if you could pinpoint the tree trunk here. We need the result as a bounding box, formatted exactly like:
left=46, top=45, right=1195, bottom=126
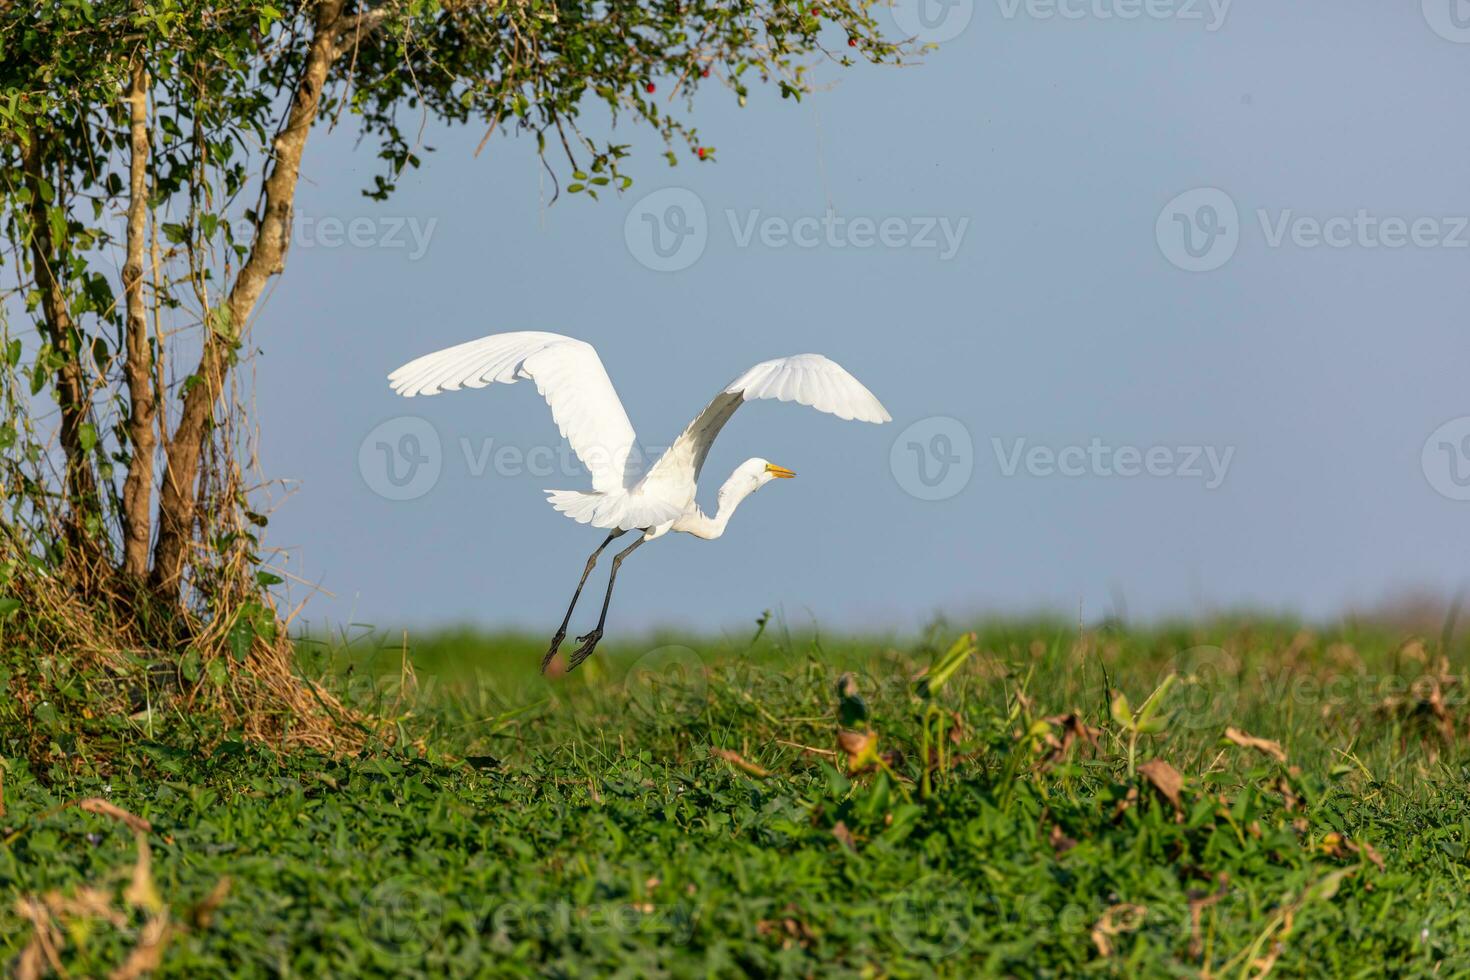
left=120, top=61, right=157, bottom=580
left=21, top=133, right=99, bottom=547
left=150, top=0, right=347, bottom=595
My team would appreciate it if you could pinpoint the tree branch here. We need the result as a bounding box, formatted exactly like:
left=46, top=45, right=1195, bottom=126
left=21, top=131, right=99, bottom=548
left=120, top=60, right=157, bottom=580
left=150, top=0, right=350, bottom=594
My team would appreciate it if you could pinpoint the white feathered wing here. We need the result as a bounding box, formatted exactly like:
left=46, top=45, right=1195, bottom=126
left=642, top=352, right=891, bottom=497
left=387, top=331, right=685, bottom=530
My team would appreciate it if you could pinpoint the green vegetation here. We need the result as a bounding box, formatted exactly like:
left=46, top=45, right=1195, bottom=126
left=3, top=617, right=1469, bottom=976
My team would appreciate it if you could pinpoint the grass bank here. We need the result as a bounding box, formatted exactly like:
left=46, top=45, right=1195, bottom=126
left=3, top=618, right=1468, bottom=975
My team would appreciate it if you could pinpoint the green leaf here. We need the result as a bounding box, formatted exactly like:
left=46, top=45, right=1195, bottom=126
left=181, top=648, right=202, bottom=684
left=227, top=613, right=255, bottom=662
left=1110, top=692, right=1134, bottom=729
left=918, top=632, right=977, bottom=698
left=34, top=701, right=60, bottom=732
left=856, top=769, right=891, bottom=821
left=1135, top=674, right=1176, bottom=730
left=207, top=304, right=235, bottom=342
left=78, top=423, right=97, bottom=452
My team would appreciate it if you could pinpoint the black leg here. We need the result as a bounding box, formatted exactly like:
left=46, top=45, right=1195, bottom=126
left=565, top=533, right=648, bottom=671
left=541, top=530, right=624, bottom=673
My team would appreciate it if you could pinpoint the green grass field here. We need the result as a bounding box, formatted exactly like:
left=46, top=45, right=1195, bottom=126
left=4, top=617, right=1470, bottom=976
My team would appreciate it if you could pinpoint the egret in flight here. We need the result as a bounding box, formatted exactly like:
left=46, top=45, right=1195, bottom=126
left=388, top=331, right=890, bottom=672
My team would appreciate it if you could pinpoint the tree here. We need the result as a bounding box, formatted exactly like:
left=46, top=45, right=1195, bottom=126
left=0, top=0, right=900, bottom=746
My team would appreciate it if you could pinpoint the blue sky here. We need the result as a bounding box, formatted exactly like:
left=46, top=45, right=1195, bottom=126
left=254, top=1, right=1469, bottom=636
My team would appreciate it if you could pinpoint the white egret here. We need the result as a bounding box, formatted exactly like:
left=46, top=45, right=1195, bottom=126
left=388, top=331, right=890, bottom=672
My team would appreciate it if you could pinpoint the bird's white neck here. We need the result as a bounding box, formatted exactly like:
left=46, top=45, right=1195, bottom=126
left=678, top=469, right=765, bottom=540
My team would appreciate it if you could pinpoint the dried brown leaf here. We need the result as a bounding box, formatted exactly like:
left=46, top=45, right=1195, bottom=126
left=1187, top=875, right=1229, bottom=959
left=1048, top=823, right=1078, bottom=856
left=757, top=905, right=816, bottom=949
left=109, top=915, right=170, bottom=980
left=1138, top=759, right=1184, bottom=812
left=76, top=799, right=152, bottom=834
left=837, top=729, right=879, bottom=772
left=190, top=877, right=232, bottom=930
left=1036, top=712, right=1102, bottom=769
left=123, top=832, right=163, bottom=914
left=1347, top=838, right=1385, bottom=871
left=1091, top=903, right=1147, bottom=957
left=710, top=746, right=771, bottom=778
left=1224, top=727, right=1288, bottom=763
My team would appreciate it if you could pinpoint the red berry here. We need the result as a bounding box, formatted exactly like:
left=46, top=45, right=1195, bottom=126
left=701, top=67, right=711, bottom=78
left=646, top=82, right=656, bottom=93
left=697, top=147, right=706, bottom=159
left=847, top=37, right=856, bottom=47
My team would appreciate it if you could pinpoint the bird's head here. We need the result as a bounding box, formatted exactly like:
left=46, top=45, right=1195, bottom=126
left=718, top=457, right=795, bottom=506
left=748, top=457, right=797, bottom=489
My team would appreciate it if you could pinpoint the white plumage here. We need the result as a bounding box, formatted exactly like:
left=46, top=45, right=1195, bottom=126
left=387, top=330, right=889, bottom=671
left=388, top=331, right=642, bottom=494
left=388, top=331, right=888, bottom=533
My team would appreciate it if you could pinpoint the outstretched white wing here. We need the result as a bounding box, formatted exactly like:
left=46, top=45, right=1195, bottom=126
left=388, top=331, right=642, bottom=492
left=647, top=353, right=891, bottom=488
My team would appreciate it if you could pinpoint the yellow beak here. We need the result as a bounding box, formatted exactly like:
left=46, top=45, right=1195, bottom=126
left=765, top=463, right=796, bottom=479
